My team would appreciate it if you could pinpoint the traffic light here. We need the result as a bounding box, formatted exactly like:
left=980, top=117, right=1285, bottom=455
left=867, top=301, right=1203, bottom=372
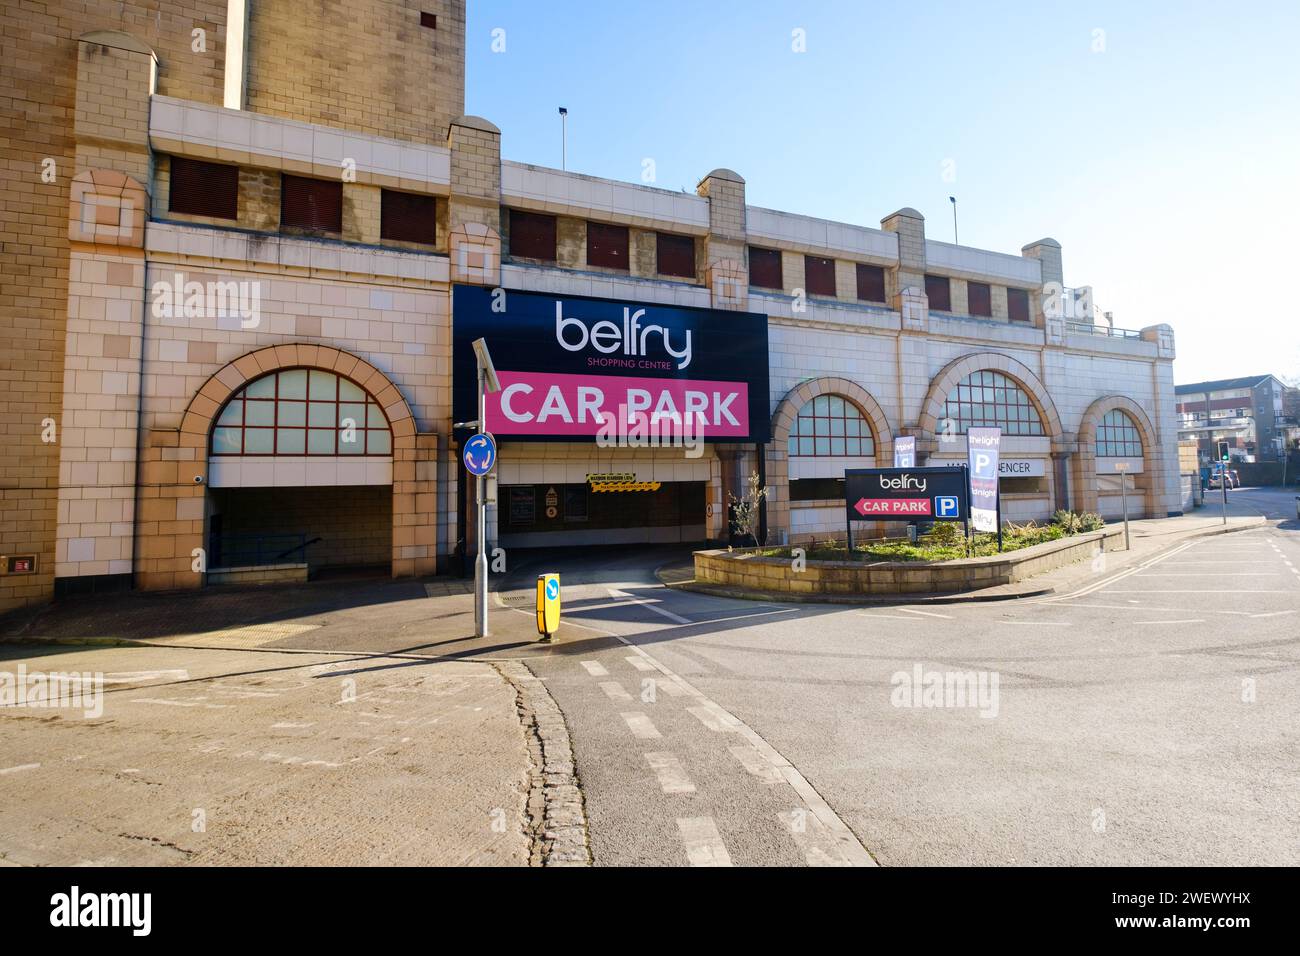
left=1217, top=440, right=1230, bottom=463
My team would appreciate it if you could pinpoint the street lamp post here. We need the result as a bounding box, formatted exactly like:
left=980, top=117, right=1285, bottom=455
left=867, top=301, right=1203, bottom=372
left=949, top=195, right=958, bottom=244
left=558, top=106, right=568, bottom=171
left=468, top=338, right=500, bottom=638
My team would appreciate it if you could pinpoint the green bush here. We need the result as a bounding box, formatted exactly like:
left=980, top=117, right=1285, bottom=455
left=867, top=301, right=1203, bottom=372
left=927, top=522, right=964, bottom=547
left=1052, top=510, right=1105, bottom=535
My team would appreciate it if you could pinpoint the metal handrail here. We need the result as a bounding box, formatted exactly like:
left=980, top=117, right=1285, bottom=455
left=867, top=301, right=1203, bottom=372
left=1064, top=320, right=1141, bottom=340
left=209, top=532, right=320, bottom=569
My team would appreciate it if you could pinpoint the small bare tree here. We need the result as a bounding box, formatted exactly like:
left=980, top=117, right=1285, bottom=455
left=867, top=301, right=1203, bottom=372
left=728, top=471, right=769, bottom=547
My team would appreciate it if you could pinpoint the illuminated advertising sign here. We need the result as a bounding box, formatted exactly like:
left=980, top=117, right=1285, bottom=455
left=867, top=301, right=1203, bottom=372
left=453, top=286, right=770, bottom=443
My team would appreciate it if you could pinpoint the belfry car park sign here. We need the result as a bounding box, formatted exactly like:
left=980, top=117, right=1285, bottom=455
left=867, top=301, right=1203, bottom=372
left=452, top=286, right=770, bottom=444
left=844, top=467, right=970, bottom=522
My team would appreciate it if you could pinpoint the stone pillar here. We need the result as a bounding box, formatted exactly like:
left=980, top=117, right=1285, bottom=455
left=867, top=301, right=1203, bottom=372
left=73, top=32, right=156, bottom=187
left=697, top=168, right=749, bottom=311
left=445, top=115, right=502, bottom=566
left=393, top=433, right=440, bottom=577
left=1021, top=238, right=1062, bottom=332
left=55, top=32, right=157, bottom=593
left=446, top=114, right=502, bottom=286
left=1050, top=437, right=1077, bottom=514
left=881, top=208, right=928, bottom=331
left=1142, top=324, right=1180, bottom=517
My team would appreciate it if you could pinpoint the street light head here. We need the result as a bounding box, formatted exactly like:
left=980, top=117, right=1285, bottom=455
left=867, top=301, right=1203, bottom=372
left=471, top=337, right=501, bottom=393
left=949, top=196, right=956, bottom=204
left=558, top=106, right=568, bottom=116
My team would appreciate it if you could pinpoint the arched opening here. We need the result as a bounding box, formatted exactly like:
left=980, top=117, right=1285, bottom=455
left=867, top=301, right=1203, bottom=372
left=1075, top=397, right=1159, bottom=518
left=205, top=367, right=395, bottom=582
left=921, top=357, right=1060, bottom=523
left=768, top=377, right=892, bottom=545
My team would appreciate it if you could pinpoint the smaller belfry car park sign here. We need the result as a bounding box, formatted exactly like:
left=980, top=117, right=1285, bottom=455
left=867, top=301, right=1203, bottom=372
left=452, top=286, right=770, bottom=444
left=844, top=467, right=970, bottom=522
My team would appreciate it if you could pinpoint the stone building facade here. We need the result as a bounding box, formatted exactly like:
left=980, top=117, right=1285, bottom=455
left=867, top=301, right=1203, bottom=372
left=0, top=0, right=1179, bottom=612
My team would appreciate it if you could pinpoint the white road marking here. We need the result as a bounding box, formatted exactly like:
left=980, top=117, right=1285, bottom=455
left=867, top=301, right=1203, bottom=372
left=1135, top=572, right=1285, bottom=576
left=687, top=704, right=739, bottom=733
left=778, top=810, right=853, bottom=867
left=624, top=656, right=656, bottom=672
left=861, top=613, right=932, bottom=622
left=599, top=681, right=632, bottom=701
left=500, top=581, right=875, bottom=866
left=1250, top=610, right=1297, bottom=618
left=580, top=661, right=609, bottom=678
left=1049, top=540, right=1199, bottom=601
left=620, top=712, right=662, bottom=739
left=1000, top=620, right=1071, bottom=626
left=623, top=647, right=874, bottom=866
left=645, top=752, right=696, bottom=793
left=271, top=721, right=314, bottom=729
left=129, top=698, right=234, bottom=709
left=677, top=816, right=732, bottom=867
left=729, top=743, right=784, bottom=784
left=1102, top=589, right=1295, bottom=594
left=0, top=763, right=40, bottom=775
left=100, top=669, right=189, bottom=684
left=607, top=588, right=691, bottom=625
left=1169, top=560, right=1267, bottom=565
left=1053, top=602, right=1255, bottom=616
left=896, top=607, right=953, bottom=620
left=658, top=677, right=688, bottom=697
left=1137, top=619, right=1205, bottom=625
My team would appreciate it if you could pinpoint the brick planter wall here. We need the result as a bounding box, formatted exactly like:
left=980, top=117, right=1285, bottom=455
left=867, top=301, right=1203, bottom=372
left=694, top=527, right=1124, bottom=597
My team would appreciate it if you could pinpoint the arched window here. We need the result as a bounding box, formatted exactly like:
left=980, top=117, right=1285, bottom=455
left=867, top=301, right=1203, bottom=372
left=788, top=395, right=876, bottom=457
left=1096, top=409, right=1143, bottom=457
left=942, top=370, right=1045, bottom=436
left=211, top=368, right=392, bottom=456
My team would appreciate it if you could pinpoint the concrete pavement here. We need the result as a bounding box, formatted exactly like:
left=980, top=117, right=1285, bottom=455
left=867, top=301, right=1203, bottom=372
left=0, top=643, right=531, bottom=866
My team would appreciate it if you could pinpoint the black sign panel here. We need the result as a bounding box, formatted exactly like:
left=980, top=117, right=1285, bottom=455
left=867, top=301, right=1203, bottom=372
left=452, top=285, right=770, bottom=442
left=845, top=466, right=970, bottom=522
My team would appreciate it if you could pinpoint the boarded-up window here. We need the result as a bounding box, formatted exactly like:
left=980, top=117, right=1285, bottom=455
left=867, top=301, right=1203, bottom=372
left=1008, top=287, right=1031, bottom=323
left=380, top=189, right=437, bottom=245
left=587, top=221, right=629, bottom=270
left=281, top=175, right=342, bottom=234
left=510, top=210, right=556, bottom=261
left=749, top=247, right=783, bottom=289
left=925, top=274, right=952, bottom=312
left=856, top=263, right=887, bottom=303
left=169, top=156, right=238, bottom=220
left=657, top=233, right=695, bottom=278
left=968, top=281, right=992, bottom=317
left=805, top=255, right=836, bottom=297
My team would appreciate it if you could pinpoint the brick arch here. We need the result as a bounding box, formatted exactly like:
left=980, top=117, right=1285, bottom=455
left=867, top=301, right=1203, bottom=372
left=771, top=376, right=894, bottom=462
left=133, top=345, right=434, bottom=592
left=917, top=351, right=1063, bottom=440
left=179, top=344, right=416, bottom=453
left=1073, top=395, right=1160, bottom=517
left=765, top=377, right=893, bottom=546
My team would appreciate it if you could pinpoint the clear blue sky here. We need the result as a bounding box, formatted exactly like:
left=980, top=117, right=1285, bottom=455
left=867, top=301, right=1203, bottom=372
left=464, top=1, right=1300, bottom=386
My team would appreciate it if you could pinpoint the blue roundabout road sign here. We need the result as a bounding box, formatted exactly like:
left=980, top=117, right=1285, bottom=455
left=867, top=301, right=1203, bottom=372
left=463, top=433, right=497, bottom=477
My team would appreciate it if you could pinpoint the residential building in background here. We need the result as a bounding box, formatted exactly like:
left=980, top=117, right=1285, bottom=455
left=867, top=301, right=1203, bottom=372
left=0, top=0, right=1181, bottom=613
left=1175, top=375, right=1292, bottom=463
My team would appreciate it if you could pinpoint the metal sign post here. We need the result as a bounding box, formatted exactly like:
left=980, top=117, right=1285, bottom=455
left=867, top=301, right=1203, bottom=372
left=465, top=338, right=501, bottom=639
left=1217, top=440, right=1230, bottom=526
left=1115, top=461, right=1131, bottom=550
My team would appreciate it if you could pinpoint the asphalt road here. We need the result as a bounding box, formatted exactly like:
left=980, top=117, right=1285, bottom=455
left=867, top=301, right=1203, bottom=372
left=498, top=486, right=1300, bottom=866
